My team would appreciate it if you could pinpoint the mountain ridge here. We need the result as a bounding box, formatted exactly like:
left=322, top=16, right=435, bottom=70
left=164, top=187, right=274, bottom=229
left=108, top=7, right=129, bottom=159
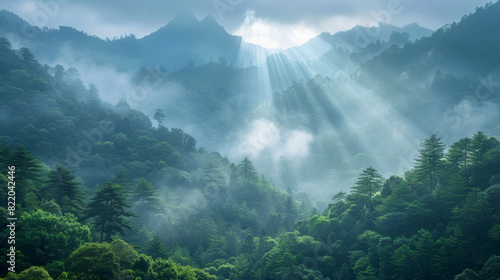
left=0, top=10, right=269, bottom=71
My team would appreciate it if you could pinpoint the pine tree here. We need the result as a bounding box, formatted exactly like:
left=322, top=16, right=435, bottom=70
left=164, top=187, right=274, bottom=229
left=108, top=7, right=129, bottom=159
left=111, top=170, right=132, bottom=193
left=351, top=167, right=383, bottom=210
left=445, top=228, right=468, bottom=276
left=154, top=109, right=166, bottom=127
left=282, top=196, right=297, bottom=231
left=53, top=64, right=66, bottom=83
left=87, top=83, right=102, bottom=114
left=377, top=237, right=394, bottom=280
left=446, top=137, right=472, bottom=178
left=202, top=163, right=226, bottom=199
left=471, top=131, right=489, bottom=166
left=203, top=235, right=228, bottom=264
left=0, top=37, right=12, bottom=51
left=85, top=182, right=135, bottom=243
left=452, top=188, right=490, bottom=236
left=376, top=180, right=414, bottom=213
left=237, top=157, right=259, bottom=185
left=223, top=195, right=240, bottom=221
left=437, top=173, right=467, bottom=210
left=11, top=146, right=42, bottom=205
left=414, top=229, right=435, bottom=280
left=12, top=146, right=42, bottom=182
left=228, top=163, right=238, bottom=187
left=415, top=134, right=445, bottom=192
left=19, top=47, right=37, bottom=65
left=332, top=191, right=347, bottom=203
left=380, top=175, right=404, bottom=198
left=45, top=164, right=84, bottom=215
left=0, top=142, right=11, bottom=172
left=147, top=234, right=168, bottom=259
left=131, top=178, right=162, bottom=211
left=432, top=244, right=450, bottom=279
left=392, top=244, right=417, bottom=280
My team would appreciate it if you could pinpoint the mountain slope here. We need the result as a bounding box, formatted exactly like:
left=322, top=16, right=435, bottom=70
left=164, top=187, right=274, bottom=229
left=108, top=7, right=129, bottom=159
left=284, top=22, right=433, bottom=62
left=358, top=2, right=500, bottom=85
left=0, top=10, right=268, bottom=71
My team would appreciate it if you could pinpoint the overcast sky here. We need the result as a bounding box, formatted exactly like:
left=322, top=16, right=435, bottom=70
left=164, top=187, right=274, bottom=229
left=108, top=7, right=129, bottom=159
left=1, top=0, right=494, bottom=48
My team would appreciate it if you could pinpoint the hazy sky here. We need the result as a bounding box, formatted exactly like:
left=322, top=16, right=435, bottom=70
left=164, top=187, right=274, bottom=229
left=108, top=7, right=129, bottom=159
left=1, top=0, right=494, bottom=48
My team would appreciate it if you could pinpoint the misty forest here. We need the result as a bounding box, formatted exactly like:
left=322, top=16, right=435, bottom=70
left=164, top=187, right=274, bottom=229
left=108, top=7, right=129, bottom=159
left=1, top=1, right=500, bottom=280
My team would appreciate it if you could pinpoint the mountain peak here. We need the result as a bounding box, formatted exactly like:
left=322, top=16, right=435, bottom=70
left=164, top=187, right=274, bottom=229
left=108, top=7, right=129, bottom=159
left=201, top=15, right=217, bottom=24
left=167, top=12, right=199, bottom=28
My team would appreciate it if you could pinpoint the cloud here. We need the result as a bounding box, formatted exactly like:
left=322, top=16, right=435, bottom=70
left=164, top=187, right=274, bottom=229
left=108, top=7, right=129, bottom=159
left=281, top=130, right=314, bottom=158
left=1, top=0, right=493, bottom=48
left=233, top=119, right=281, bottom=158
left=231, top=118, right=313, bottom=161
left=233, top=10, right=319, bottom=49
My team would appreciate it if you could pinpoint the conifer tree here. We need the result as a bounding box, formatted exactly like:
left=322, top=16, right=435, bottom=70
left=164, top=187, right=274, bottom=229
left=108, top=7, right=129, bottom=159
left=351, top=167, right=383, bottom=210
left=85, top=182, right=135, bottom=243
left=147, top=234, right=168, bottom=259
left=131, top=177, right=162, bottom=211
left=332, top=191, right=347, bottom=203
left=237, top=157, right=259, bottom=185
left=376, top=180, right=414, bottom=213
left=415, top=134, right=445, bottom=192
left=438, top=173, right=467, bottom=210
left=471, top=131, right=489, bottom=166
left=202, top=163, right=226, bottom=199
left=111, top=170, right=132, bottom=193
left=11, top=146, right=42, bottom=204
left=203, top=235, right=228, bottom=264
left=154, top=109, right=166, bottom=127
left=283, top=196, right=298, bottom=230
left=446, top=137, right=472, bottom=177
left=414, top=229, right=435, bottom=280
left=45, top=164, right=84, bottom=215
left=12, top=146, right=42, bottom=182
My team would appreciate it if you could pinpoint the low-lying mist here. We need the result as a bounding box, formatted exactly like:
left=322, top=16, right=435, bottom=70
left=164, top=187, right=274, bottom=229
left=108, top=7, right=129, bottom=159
left=37, top=30, right=500, bottom=206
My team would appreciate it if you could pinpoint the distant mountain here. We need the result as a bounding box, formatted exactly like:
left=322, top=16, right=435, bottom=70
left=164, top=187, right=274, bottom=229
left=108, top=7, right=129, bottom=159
left=358, top=1, right=500, bottom=85
left=138, top=13, right=269, bottom=69
left=271, top=22, right=434, bottom=82
left=284, top=22, right=433, bottom=62
left=0, top=9, right=435, bottom=81
left=0, top=10, right=269, bottom=71
left=243, top=2, right=500, bottom=197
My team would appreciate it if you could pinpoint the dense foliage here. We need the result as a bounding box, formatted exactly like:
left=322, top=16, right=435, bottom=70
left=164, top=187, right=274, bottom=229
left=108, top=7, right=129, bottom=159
left=1, top=2, right=500, bottom=279
left=0, top=39, right=307, bottom=279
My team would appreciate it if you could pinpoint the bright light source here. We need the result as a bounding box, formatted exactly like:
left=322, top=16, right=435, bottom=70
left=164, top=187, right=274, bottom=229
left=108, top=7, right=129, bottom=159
left=234, top=10, right=318, bottom=49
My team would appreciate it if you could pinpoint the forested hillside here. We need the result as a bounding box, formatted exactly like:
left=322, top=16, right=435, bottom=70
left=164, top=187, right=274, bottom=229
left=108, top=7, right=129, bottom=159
left=0, top=10, right=268, bottom=71
left=2, top=1, right=500, bottom=279
left=1, top=39, right=500, bottom=279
